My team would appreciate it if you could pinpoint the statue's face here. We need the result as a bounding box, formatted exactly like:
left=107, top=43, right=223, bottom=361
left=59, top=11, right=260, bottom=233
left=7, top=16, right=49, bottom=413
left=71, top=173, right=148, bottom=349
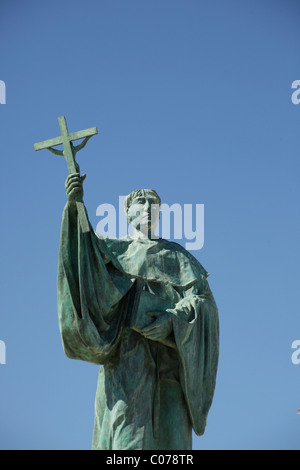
left=127, top=193, right=160, bottom=236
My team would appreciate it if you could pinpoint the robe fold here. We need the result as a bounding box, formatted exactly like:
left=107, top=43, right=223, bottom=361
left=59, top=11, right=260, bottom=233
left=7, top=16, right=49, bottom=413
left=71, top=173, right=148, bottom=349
left=57, top=202, right=219, bottom=450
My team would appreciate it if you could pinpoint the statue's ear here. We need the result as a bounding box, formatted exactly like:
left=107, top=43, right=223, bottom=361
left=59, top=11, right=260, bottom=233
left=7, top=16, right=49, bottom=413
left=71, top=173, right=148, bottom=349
left=126, top=211, right=132, bottom=224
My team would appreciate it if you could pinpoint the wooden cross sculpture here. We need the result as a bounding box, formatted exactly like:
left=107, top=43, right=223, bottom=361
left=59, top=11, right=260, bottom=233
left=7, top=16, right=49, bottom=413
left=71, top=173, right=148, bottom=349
left=34, top=116, right=98, bottom=233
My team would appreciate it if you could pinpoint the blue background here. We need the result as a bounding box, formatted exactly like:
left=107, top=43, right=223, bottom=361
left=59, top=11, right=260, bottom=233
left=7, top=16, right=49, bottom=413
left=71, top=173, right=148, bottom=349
left=0, top=0, right=299, bottom=450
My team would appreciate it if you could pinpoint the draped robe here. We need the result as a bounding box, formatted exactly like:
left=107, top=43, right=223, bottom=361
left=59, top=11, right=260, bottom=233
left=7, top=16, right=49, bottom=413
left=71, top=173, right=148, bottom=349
left=57, top=202, right=219, bottom=450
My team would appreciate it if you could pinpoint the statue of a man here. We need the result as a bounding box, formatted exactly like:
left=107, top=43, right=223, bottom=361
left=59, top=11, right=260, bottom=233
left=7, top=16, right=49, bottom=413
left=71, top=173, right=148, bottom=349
left=57, top=172, right=219, bottom=450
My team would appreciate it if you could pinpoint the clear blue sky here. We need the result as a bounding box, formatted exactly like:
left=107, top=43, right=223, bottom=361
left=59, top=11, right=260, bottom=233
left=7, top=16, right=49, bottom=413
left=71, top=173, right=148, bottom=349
left=0, top=0, right=299, bottom=450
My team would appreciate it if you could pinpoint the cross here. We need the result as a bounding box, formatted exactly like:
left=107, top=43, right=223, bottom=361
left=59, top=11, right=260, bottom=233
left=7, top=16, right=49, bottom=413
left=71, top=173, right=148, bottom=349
left=34, top=116, right=98, bottom=233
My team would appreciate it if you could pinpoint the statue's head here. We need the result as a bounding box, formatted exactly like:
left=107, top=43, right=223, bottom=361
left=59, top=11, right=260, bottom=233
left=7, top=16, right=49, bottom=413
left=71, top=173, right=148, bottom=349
left=124, top=189, right=161, bottom=237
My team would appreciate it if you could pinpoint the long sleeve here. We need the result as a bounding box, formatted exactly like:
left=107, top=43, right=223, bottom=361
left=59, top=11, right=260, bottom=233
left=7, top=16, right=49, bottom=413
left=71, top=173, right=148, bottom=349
left=167, top=276, right=219, bottom=436
left=57, top=203, right=134, bottom=365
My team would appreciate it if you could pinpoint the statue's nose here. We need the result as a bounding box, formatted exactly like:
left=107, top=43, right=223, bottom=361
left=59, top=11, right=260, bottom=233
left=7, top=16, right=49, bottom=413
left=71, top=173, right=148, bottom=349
left=144, top=201, right=151, bottom=211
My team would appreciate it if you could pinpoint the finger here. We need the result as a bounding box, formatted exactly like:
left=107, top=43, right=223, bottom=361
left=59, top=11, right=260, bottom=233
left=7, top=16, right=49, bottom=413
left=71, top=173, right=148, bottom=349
left=140, top=322, right=161, bottom=334
left=66, top=172, right=80, bottom=181
left=142, top=331, right=160, bottom=340
left=65, top=177, right=82, bottom=190
left=66, top=173, right=85, bottom=187
left=66, top=173, right=81, bottom=182
left=68, top=187, right=82, bottom=196
left=66, top=178, right=82, bottom=188
left=141, top=320, right=159, bottom=331
left=67, top=182, right=82, bottom=193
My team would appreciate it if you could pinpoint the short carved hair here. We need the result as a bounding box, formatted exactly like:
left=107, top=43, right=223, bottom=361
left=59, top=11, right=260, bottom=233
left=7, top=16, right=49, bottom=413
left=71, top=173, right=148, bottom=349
left=124, top=189, right=161, bottom=213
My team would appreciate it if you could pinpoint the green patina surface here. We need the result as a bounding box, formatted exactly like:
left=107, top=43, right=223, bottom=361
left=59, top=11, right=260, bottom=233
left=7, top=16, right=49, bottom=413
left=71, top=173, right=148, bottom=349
left=36, top=117, right=219, bottom=450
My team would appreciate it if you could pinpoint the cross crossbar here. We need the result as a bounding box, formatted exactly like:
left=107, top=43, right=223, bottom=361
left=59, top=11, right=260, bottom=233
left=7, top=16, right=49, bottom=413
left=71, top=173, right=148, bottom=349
left=34, top=126, right=98, bottom=151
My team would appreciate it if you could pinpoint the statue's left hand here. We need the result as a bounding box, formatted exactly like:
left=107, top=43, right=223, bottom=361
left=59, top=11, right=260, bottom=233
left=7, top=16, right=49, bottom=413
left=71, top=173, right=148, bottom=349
left=140, top=312, right=173, bottom=342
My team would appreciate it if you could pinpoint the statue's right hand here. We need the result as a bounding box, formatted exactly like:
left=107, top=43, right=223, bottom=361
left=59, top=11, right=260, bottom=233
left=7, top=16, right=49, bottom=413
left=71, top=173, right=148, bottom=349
left=65, top=173, right=86, bottom=204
